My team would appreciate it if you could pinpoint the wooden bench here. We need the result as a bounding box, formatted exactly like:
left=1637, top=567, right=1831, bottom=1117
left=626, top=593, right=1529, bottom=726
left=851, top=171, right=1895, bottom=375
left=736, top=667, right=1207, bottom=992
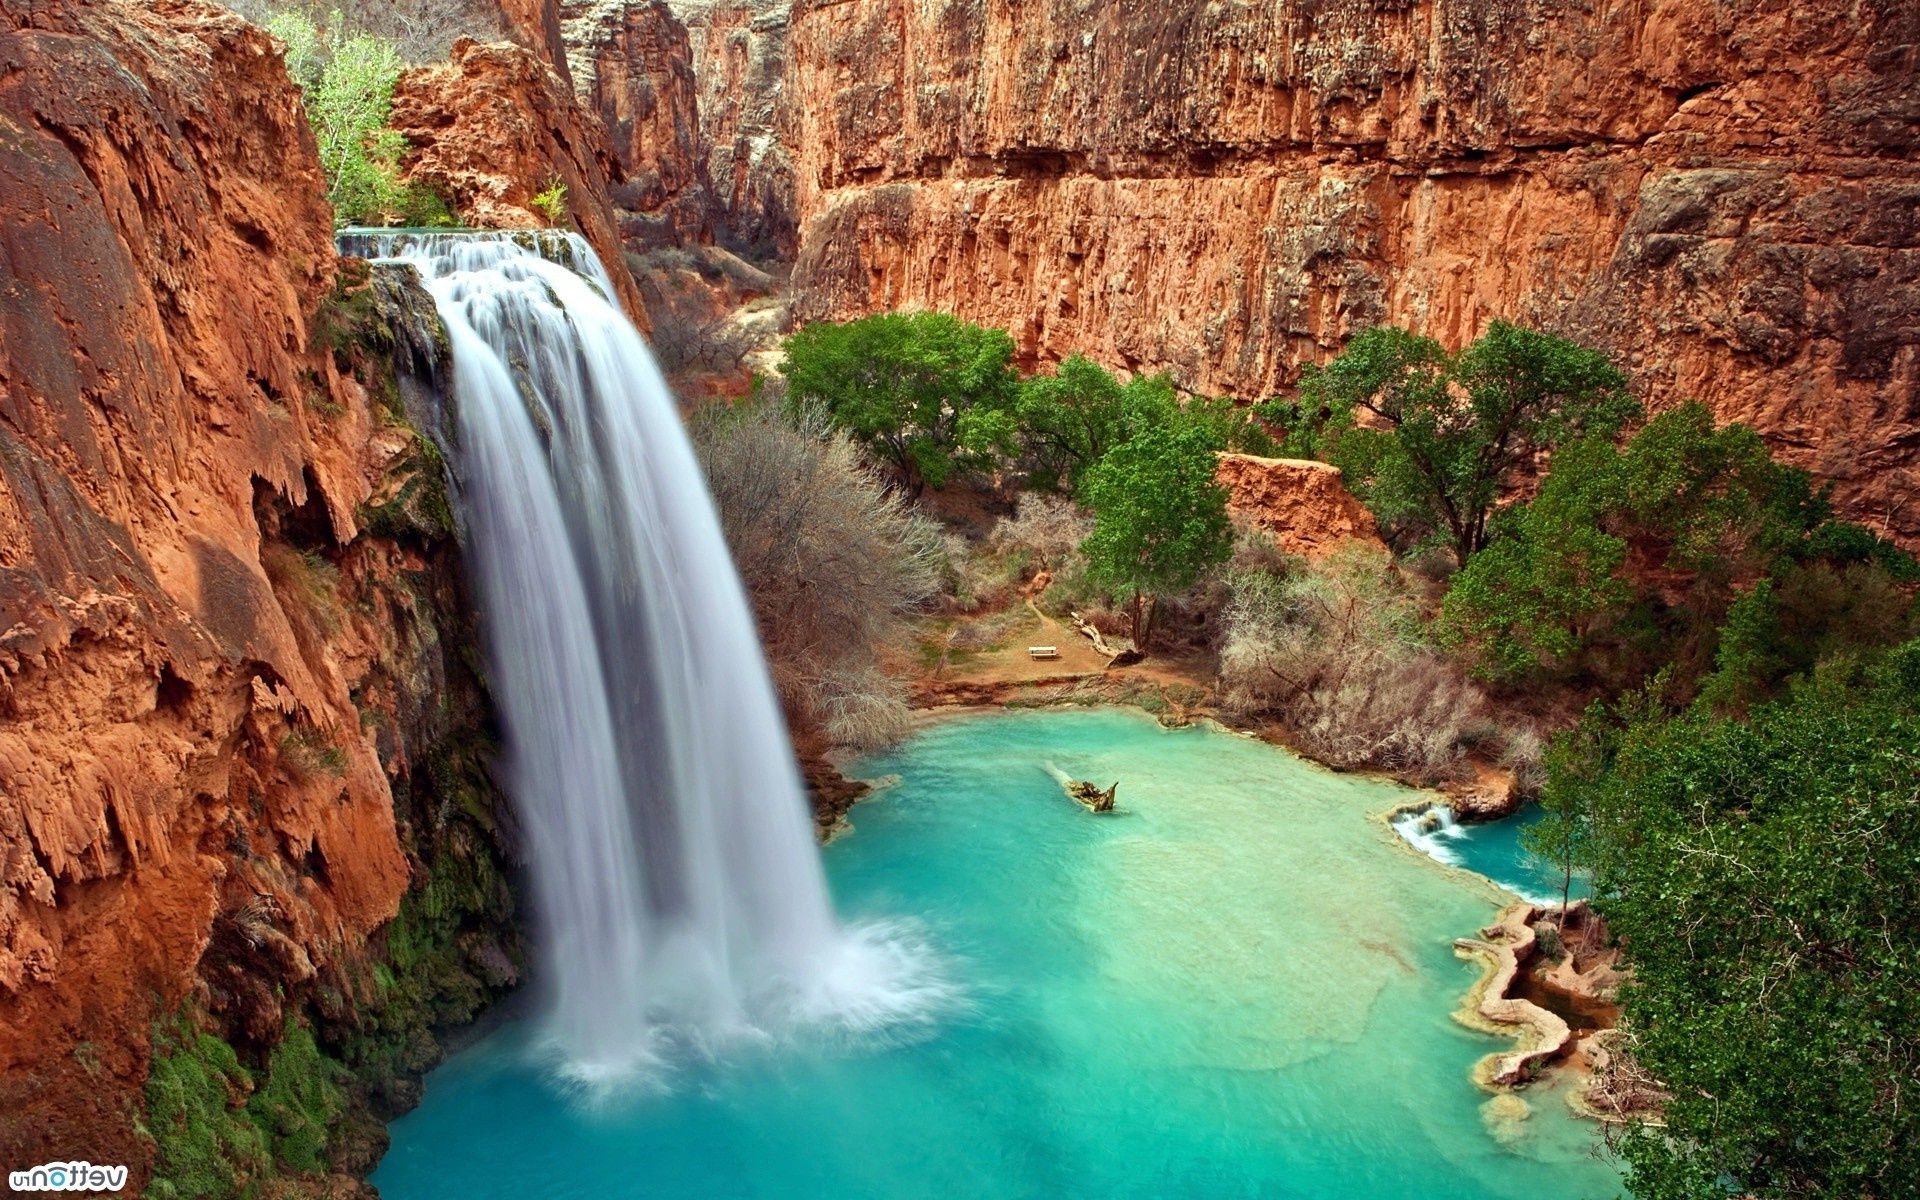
left=1027, top=645, right=1060, bottom=660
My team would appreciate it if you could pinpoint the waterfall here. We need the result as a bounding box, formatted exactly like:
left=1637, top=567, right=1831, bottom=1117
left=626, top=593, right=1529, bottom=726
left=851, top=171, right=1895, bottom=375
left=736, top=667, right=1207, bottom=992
left=346, top=230, right=942, bottom=1085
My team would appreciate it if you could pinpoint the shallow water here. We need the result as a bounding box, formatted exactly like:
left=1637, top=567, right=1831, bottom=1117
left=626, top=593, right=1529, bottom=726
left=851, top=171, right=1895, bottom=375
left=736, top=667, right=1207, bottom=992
left=373, top=708, right=1622, bottom=1199
left=1390, top=803, right=1595, bottom=906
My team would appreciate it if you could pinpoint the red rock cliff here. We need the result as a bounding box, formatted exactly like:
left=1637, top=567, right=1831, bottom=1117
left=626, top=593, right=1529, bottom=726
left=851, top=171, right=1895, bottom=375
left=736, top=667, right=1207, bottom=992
left=0, top=0, right=512, bottom=1181
left=389, top=34, right=652, bottom=325
left=565, top=0, right=714, bottom=248
left=670, top=0, right=796, bottom=256
left=780, top=0, right=1920, bottom=541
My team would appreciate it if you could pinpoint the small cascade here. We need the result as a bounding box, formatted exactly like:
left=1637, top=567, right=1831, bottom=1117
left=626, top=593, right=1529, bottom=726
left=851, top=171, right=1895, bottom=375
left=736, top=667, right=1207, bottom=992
left=346, top=229, right=943, bottom=1085
left=1390, top=803, right=1469, bottom=868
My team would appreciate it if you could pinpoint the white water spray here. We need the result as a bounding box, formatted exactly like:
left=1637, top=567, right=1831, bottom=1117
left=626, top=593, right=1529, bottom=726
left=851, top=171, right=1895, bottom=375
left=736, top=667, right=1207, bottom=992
left=350, top=231, right=944, bottom=1085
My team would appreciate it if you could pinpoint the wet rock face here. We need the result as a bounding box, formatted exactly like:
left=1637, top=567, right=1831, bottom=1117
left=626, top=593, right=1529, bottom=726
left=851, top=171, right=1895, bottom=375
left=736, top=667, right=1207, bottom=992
left=0, top=0, right=505, bottom=1180
left=780, top=0, right=1920, bottom=541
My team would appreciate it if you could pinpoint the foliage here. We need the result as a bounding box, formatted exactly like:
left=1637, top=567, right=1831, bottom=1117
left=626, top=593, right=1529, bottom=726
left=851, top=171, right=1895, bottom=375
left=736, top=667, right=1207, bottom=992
left=1079, top=422, right=1233, bottom=651
left=1270, top=321, right=1638, bottom=562
left=780, top=313, right=1020, bottom=495
left=233, top=0, right=503, bottom=63
left=246, top=1023, right=348, bottom=1175
left=268, top=9, right=452, bottom=227
left=529, top=177, right=568, bottom=225
left=1438, top=403, right=1917, bottom=686
left=143, top=1016, right=270, bottom=1200
left=1011, top=355, right=1172, bottom=492
left=690, top=400, right=942, bottom=748
left=1218, top=542, right=1494, bottom=776
left=1012, top=357, right=1274, bottom=491
left=1551, top=642, right=1920, bottom=1199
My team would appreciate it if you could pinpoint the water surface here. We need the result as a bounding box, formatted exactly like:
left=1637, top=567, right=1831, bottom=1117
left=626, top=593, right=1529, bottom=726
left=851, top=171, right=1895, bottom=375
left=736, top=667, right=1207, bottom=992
left=374, top=708, right=1621, bottom=1199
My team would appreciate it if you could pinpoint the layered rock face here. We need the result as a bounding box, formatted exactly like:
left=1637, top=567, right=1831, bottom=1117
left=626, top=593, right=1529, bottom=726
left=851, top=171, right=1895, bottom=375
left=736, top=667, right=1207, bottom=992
left=0, top=0, right=513, bottom=1181
left=781, top=0, right=1920, bottom=541
left=670, top=0, right=796, bottom=257
left=565, top=0, right=713, bottom=248
left=389, top=35, right=652, bottom=323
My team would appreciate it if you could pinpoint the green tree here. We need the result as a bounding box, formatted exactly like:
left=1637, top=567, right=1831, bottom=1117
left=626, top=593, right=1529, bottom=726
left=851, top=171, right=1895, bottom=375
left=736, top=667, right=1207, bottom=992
left=1011, top=356, right=1175, bottom=492
left=1560, top=641, right=1920, bottom=1200
left=1079, top=424, right=1233, bottom=652
left=780, top=313, right=1019, bottom=496
left=1278, top=321, right=1638, bottom=562
left=269, top=10, right=447, bottom=227
left=1439, top=403, right=1916, bottom=685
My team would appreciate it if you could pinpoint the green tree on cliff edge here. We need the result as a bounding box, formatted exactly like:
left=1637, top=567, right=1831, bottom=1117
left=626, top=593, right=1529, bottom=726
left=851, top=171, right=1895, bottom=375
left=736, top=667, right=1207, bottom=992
left=1079, top=423, right=1233, bottom=653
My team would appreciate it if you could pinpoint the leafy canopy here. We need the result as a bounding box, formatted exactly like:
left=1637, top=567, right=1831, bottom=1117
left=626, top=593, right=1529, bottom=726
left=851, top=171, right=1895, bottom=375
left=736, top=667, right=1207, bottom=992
left=780, top=312, right=1019, bottom=495
left=1438, top=403, right=1917, bottom=686
left=1272, top=321, right=1639, bottom=562
left=268, top=9, right=452, bottom=228
left=1551, top=642, right=1920, bottom=1200
left=1079, top=422, right=1233, bottom=648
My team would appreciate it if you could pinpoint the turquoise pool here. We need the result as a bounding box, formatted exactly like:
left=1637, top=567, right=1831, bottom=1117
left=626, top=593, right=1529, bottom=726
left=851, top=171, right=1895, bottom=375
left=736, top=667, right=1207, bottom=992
left=372, top=708, right=1622, bottom=1199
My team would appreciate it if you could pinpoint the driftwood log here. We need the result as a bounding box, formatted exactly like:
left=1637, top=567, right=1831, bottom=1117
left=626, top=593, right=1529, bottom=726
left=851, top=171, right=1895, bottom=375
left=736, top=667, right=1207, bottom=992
left=1064, top=779, right=1118, bottom=813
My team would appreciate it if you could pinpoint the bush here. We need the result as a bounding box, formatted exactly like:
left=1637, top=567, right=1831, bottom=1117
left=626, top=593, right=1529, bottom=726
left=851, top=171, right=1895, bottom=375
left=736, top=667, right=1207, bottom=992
left=1218, top=543, right=1490, bottom=777
left=233, top=0, right=502, bottom=63
left=690, top=401, right=940, bottom=748
left=1439, top=403, right=1918, bottom=689
left=988, top=493, right=1093, bottom=574
left=1555, top=641, right=1920, bottom=1199
left=529, top=177, right=567, bottom=225
left=265, top=9, right=419, bottom=227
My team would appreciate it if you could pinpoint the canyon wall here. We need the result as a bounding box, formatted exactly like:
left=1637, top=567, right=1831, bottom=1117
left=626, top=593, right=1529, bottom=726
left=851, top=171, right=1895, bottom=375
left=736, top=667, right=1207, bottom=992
left=780, top=0, right=1920, bottom=540
left=390, top=34, right=653, bottom=323
left=0, top=0, right=516, bottom=1185
left=670, top=0, right=796, bottom=257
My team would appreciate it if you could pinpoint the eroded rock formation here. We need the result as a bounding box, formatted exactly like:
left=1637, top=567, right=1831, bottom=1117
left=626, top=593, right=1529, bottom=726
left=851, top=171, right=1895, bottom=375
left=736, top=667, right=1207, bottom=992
left=780, top=0, right=1920, bottom=541
left=565, top=0, right=712, bottom=247
left=670, top=0, right=795, bottom=257
left=389, top=35, right=651, bottom=324
left=1216, top=453, right=1384, bottom=559
left=0, top=0, right=515, bottom=1182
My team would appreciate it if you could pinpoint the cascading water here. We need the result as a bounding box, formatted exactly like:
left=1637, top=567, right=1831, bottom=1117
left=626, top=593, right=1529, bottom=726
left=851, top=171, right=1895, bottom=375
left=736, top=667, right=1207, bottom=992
left=346, top=230, right=943, bottom=1085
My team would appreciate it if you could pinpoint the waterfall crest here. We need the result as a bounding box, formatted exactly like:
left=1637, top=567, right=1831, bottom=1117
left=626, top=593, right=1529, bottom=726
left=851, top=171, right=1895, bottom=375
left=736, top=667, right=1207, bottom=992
left=349, top=230, right=944, bottom=1085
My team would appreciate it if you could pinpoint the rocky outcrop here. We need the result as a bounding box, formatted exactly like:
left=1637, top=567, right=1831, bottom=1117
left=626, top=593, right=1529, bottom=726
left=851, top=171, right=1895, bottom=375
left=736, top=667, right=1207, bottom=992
left=389, top=36, right=651, bottom=326
left=780, top=0, right=1920, bottom=542
left=670, top=0, right=796, bottom=257
left=1454, top=904, right=1575, bottom=1087
left=564, top=0, right=713, bottom=248
left=1216, top=453, right=1384, bottom=558
left=0, top=1, right=515, bottom=1184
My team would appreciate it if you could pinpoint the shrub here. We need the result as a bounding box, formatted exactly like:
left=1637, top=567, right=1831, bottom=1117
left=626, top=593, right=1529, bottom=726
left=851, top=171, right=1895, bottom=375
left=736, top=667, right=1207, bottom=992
left=265, top=9, right=413, bottom=227
left=1555, top=641, right=1920, bottom=1200
left=690, top=401, right=940, bottom=747
left=529, top=177, right=568, bottom=225
left=1218, top=543, right=1489, bottom=777
left=988, top=493, right=1094, bottom=574
left=1439, top=403, right=1919, bottom=688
